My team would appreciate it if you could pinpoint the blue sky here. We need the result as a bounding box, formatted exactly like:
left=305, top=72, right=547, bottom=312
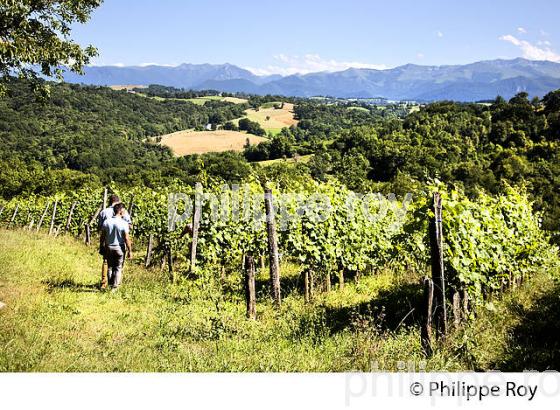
left=71, top=0, right=560, bottom=75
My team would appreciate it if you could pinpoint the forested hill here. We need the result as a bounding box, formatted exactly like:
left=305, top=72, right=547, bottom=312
left=312, top=93, right=560, bottom=234
left=0, top=80, right=248, bottom=194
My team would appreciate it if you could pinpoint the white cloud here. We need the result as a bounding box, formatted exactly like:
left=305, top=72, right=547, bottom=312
left=244, top=54, right=388, bottom=76
left=416, top=52, right=425, bottom=59
left=499, top=34, right=560, bottom=62
left=517, top=27, right=527, bottom=34
left=89, top=62, right=126, bottom=67
left=138, top=62, right=177, bottom=67
left=436, top=31, right=444, bottom=38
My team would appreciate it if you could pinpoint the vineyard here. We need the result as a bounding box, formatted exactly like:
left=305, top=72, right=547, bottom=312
left=0, top=179, right=557, bottom=356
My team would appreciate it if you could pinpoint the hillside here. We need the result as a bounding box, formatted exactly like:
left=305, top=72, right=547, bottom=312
left=63, top=58, right=560, bottom=101
left=1, top=229, right=559, bottom=371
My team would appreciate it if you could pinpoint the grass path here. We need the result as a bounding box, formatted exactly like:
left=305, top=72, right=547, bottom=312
left=1, top=229, right=558, bottom=371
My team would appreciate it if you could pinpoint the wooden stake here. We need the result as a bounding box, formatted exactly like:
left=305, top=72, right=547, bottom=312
left=88, top=205, right=102, bottom=227
left=421, top=277, right=434, bottom=356
left=452, top=291, right=461, bottom=328
left=309, top=270, right=314, bottom=300
left=167, top=243, right=174, bottom=282
left=303, top=269, right=310, bottom=303
left=325, top=272, right=332, bottom=292
left=338, top=270, right=344, bottom=290
left=65, top=201, right=77, bottom=232
left=429, top=192, right=447, bottom=339
left=189, top=200, right=201, bottom=272
left=244, top=254, right=257, bottom=320
left=84, top=223, right=91, bottom=246
left=36, top=202, right=49, bottom=231
left=462, top=289, right=469, bottom=318
left=24, top=209, right=32, bottom=229
left=48, top=200, right=58, bottom=235
left=145, top=234, right=154, bottom=268
left=8, top=204, right=19, bottom=228
left=127, top=195, right=135, bottom=218
left=102, top=187, right=108, bottom=209
left=264, top=188, right=281, bottom=308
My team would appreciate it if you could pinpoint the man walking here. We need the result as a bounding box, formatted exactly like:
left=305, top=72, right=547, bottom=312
left=100, top=203, right=133, bottom=291
left=98, top=195, right=132, bottom=289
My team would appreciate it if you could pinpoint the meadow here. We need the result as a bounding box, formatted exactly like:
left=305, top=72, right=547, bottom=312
left=160, top=130, right=266, bottom=156
left=237, top=102, right=298, bottom=135
left=184, top=96, right=248, bottom=105
left=1, top=229, right=558, bottom=372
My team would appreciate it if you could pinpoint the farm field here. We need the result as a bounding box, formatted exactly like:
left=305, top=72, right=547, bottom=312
left=185, top=96, right=248, bottom=105
left=109, top=85, right=147, bottom=91
left=238, top=102, right=298, bottom=135
left=1, top=229, right=558, bottom=372
left=160, top=130, right=266, bottom=156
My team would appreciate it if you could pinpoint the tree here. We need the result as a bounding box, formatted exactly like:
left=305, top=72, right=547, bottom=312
left=238, top=118, right=266, bottom=136
left=0, top=0, right=102, bottom=95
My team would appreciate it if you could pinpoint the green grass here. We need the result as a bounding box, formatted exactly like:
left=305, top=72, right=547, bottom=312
left=0, top=229, right=558, bottom=371
left=347, top=106, right=370, bottom=112
left=183, top=96, right=248, bottom=106
left=137, top=95, right=248, bottom=106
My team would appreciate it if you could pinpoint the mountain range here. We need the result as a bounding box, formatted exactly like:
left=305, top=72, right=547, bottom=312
left=63, top=58, right=560, bottom=101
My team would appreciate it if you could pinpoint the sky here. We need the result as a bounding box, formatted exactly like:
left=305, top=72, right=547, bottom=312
left=71, top=0, right=560, bottom=75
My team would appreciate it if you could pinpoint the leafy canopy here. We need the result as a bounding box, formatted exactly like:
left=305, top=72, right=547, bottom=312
left=0, top=0, right=102, bottom=95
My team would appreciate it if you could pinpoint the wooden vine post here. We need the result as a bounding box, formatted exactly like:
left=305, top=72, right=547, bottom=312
left=89, top=205, right=102, bottom=228
left=127, top=195, right=135, bottom=217
left=452, top=291, right=461, bottom=328
left=429, top=192, right=448, bottom=339
left=325, top=272, right=331, bottom=292
left=145, top=234, right=154, bottom=267
left=244, top=254, right=257, bottom=320
left=36, top=202, right=49, bottom=232
left=84, top=224, right=91, bottom=246
left=303, top=269, right=311, bottom=303
left=8, top=204, right=19, bottom=228
left=65, top=201, right=77, bottom=232
left=167, top=243, right=175, bottom=282
left=421, top=277, right=434, bottom=355
left=48, top=200, right=58, bottom=236
left=189, top=198, right=201, bottom=272
left=127, top=195, right=135, bottom=235
left=264, top=188, right=281, bottom=308
left=24, top=209, right=31, bottom=229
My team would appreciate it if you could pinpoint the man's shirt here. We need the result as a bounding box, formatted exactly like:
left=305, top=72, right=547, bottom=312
left=102, top=217, right=130, bottom=248
left=98, top=206, right=132, bottom=231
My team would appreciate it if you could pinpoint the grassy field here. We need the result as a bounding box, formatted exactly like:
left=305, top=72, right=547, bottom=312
left=160, top=130, right=266, bottom=156
left=109, top=85, right=147, bottom=91
left=1, top=229, right=559, bottom=371
left=184, top=96, right=248, bottom=106
left=347, top=106, right=370, bottom=113
left=238, top=102, right=298, bottom=135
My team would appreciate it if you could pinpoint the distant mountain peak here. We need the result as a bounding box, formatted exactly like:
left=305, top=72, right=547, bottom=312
left=63, top=59, right=560, bottom=101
